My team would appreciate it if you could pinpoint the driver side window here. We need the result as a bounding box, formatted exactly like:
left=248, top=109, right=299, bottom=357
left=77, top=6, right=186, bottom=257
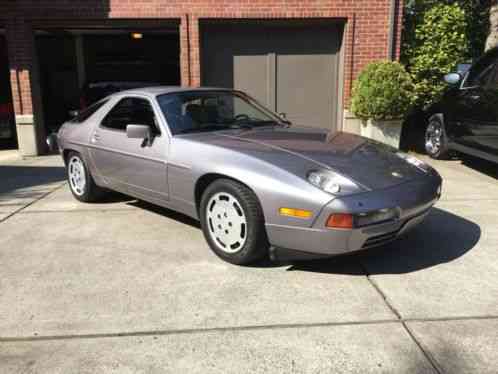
left=463, top=61, right=496, bottom=89
left=101, top=97, right=160, bottom=135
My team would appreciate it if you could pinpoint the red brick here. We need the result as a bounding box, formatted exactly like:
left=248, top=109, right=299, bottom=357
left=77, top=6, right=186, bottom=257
left=0, top=0, right=402, bottom=116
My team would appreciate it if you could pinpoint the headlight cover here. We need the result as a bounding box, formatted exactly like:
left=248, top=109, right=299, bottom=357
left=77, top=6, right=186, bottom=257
left=396, top=152, right=431, bottom=173
left=307, top=170, right=363, bottom=196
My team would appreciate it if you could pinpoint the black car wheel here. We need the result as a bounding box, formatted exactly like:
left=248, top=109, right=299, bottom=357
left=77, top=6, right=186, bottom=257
left=425, top=117, right=450, bottom=159
left=200, top=179, right=269, bottom=265
left=67, top=151, right=105, bottom=202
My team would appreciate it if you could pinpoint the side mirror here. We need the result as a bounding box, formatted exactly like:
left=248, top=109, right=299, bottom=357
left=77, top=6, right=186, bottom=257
left=444, top=73, right=462, bottom=85
left=46, top=133, right=59, bottom=152
left=69, top=110, right=79, bottom=118
left=126, top=124, right=152, bottom=145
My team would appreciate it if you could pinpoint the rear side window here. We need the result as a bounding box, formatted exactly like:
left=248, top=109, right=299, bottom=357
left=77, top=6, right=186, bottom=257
left=483, top=64, right=498, bottom=89
left=100, top=97, right=160, bottom=135
left=465, top=63, right=495, bottom=88
left=70, top=99, right=108, bottom=123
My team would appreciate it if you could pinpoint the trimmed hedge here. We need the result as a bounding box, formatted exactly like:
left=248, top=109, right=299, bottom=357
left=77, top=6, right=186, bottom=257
left=350, top=61, right=415, bottom=121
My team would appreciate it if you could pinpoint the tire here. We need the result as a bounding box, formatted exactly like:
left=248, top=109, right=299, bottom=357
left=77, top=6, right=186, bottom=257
left=425, top=116, right=450, bottom=159
left=199, top=179, right=269, bottom=265
left=66, top=151, right=105, bottom=202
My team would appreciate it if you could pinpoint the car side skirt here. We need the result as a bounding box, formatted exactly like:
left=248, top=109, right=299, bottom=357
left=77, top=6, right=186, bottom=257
left=449, top=142, right=498, bottom=164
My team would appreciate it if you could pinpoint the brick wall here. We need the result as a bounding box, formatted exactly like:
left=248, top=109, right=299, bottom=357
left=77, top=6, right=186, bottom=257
left=0, top=0, right=403, bottom=120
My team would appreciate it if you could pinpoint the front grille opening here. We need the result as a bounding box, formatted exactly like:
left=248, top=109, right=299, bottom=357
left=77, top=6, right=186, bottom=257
left=362, top=230, right=399, bottom=249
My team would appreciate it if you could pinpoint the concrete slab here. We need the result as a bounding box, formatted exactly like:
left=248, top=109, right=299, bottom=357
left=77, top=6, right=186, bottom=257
left=0, top=323, right=436, bottom=374
left=0, top=155, right=66, bottom=213
left=23, top=184, right=136, bottom=212
left=0, top=149, right=21, bottom=163
left=408, top=319, right=498, bottom=374
left=358, top=196, right=498, bottom=319
left=0, top=207, right=394, bottom=338
left=421, top=157, right=498, bottom=202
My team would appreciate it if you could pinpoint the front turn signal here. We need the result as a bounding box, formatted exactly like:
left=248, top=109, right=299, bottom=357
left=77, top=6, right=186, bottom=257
left=279, top=207, right=313, bottom=219
left=326, top=213, right=353, bottom=229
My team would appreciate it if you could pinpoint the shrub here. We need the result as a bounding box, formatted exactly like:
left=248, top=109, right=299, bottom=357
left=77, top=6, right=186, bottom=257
left=350, top=61, right=415, bottom=122
left=404, top=3, right=469, bottom=108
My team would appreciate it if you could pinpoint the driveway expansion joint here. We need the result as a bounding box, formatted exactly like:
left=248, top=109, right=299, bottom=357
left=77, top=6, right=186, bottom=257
left=0, top=182, right=66, bottom=224
left=359, top=260, right=443, bottom=374
left=2, top=315, right=497, bottom=344
left=0, top=319, right=401, bottom=343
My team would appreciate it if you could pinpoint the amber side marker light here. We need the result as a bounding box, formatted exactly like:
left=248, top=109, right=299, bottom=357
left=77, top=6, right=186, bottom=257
left=326, top=213, right=354, bottom=229
left=131, top=32, right=143, bottom=39
left=279, top=208, right=313, bottom=219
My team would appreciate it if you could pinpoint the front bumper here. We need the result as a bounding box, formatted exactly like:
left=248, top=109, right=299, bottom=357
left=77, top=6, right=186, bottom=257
left=265, top=174, right=442, bottom=256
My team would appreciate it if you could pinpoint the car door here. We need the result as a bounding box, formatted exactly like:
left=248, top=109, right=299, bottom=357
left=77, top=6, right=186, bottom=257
left=466, top=63, right=498, bottom=156
left=87, top=95, right=169, bottom=203
left=454, top=60, right=498, bottom=154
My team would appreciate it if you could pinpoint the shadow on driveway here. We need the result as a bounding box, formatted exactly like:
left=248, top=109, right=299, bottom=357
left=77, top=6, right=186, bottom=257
left=125, top=197, right=480, bottom=275
left=0, top=165, right=66, bottom=199
left=288, top=207, right=481, bottom=275
left=126, top=199, right=201, bottom=229
left=459, top=155, right=498, bottom=180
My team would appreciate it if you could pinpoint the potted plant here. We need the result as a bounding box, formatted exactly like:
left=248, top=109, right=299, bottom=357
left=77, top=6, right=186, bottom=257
left=350, top=61, right=414, bottom=148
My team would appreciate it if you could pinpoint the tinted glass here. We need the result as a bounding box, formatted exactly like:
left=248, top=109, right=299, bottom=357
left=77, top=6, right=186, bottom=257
left=83, top=82, right=160, bottom=106
left=70, top=99, right=108, bottom=123
left=463, top=60, right=496, bottom=88
left=484, top=65, right=498, bottom=89
left=157, top=91, right=279, bottom=135
left=101, top=97, right=160, bottom=134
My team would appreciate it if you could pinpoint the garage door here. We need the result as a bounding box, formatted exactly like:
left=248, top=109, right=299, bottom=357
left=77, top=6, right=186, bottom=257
left=201, top=22, right=343, bottom=131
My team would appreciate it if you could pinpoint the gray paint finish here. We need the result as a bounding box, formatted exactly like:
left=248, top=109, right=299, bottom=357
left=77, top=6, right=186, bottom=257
left=57, top=87, right=442, bottom=257
left=201, top=22, right=342, bottom=130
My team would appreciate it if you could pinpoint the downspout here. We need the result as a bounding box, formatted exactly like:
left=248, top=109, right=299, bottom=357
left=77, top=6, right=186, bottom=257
left=387, top=0, right=397, bottom=60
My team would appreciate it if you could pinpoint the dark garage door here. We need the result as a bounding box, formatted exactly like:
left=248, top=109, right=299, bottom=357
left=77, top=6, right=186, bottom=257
left=201, top=21, right=343, bottom=130
left=36, top=30, right=180, bottom=133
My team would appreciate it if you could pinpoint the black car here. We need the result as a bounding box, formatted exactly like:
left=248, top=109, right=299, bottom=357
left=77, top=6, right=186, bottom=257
left=425, top=48, right=498, bottom=164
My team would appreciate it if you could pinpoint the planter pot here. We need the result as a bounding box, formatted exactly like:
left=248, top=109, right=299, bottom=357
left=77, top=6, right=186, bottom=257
left=360, top=119, right=403, bottom=148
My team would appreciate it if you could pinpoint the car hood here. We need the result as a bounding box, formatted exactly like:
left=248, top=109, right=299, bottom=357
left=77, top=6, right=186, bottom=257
left=206, top=127, right=426, bottom=190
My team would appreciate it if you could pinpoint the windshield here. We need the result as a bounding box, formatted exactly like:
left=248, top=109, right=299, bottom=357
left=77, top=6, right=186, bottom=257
left=157, top=91, right=281, bottom=135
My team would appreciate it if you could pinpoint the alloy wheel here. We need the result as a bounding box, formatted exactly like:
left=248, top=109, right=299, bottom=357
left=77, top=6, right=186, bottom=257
left=425, top=120, right=443, bottom=155
left=68, top=156, right=87, bottom=196
left=206, top=192, right=247, bottom=253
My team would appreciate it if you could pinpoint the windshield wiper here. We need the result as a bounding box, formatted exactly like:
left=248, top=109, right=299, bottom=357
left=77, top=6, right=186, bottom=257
left=176, top=124, right=226, bottom=134
left=228, top=123, right=254, bottom=130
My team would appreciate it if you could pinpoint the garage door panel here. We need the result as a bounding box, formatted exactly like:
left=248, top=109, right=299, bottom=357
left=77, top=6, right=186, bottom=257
left=234, top=55, right=270, bottom=107
left=276, top=54, right=335, bottom=128
left=201, top=22, right=342, bottom=131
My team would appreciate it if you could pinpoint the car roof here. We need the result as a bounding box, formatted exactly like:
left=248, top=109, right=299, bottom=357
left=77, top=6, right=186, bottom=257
left=112, top=86, right=234, bottom=98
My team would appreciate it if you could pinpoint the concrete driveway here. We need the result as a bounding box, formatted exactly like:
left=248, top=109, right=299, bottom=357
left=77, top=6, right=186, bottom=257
left=1, top=154, right=497, bottom=373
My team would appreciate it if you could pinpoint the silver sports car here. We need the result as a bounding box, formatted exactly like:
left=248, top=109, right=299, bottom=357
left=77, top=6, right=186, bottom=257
left=53, top=87, right=442, bottom=265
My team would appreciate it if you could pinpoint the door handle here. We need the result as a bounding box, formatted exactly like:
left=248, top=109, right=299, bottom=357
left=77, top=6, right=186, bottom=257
left=468, top=95, right=481, bottom=101
left=91, top=132, right=100, bottom=143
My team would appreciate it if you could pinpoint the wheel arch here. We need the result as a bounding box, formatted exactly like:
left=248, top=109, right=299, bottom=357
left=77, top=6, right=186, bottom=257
left=194, top=173, right=261, bottom=217
left=62, top=148, right=76, bottom=166
left=428, top=113, right=444, bottom=124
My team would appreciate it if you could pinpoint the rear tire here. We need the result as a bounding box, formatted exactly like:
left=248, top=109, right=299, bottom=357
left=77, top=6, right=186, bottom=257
left=200, top=179, right=269, bottom=265
left=66, top=151, right=105, bottom=202
left=425, top=116, right=450, bottom=159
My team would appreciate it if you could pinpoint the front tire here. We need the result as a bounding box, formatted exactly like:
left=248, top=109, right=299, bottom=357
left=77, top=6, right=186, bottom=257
left=425, top=116, right=450, bottom=159
left=66, top=151, right=105, bottom=202
left=200, top=179, right=269, bottom=265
